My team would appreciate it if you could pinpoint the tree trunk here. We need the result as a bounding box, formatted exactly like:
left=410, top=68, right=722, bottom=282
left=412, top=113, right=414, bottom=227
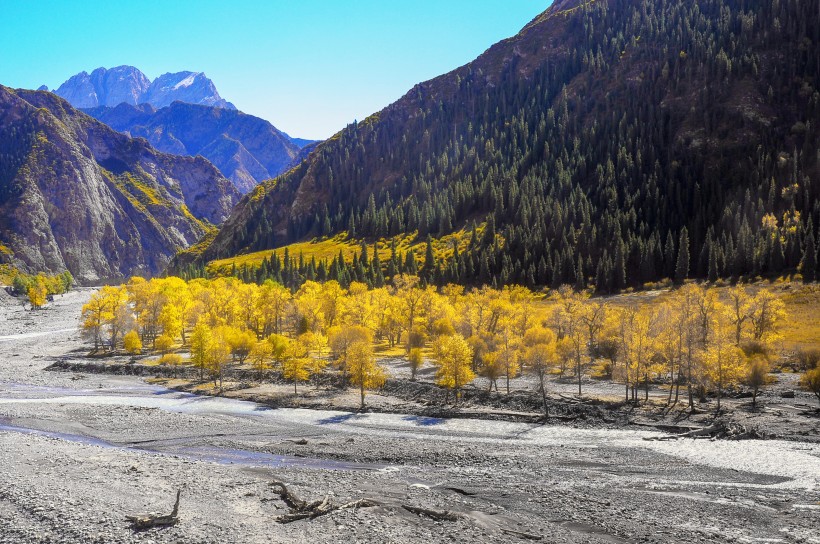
left=539, top=371, right=549, bottom=417
left=717, top=374, right=722, bottom=411
left=577, top=359, right=582, bottom=396
left=360, top=382, right=365, bottom=409
left=645, top=373, right=649, bottom=401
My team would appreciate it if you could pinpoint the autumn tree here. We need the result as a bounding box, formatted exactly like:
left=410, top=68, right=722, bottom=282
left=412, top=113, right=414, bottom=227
left=479, top=351, right=504, bottom=392
left=329, top=325, right=371, bottom=375
left=190, top=320, right=212, bottom=381
left=702, top=310, right=747, bottom=411
left=206, top=328, right=232, bottom=390
left=748, top=289, right=786, bottom=346
left=553, top=286, right=589, bottom=396
left=522, top=326, right=557, bottom=415
left=346, top=340, right=385, bottom=408
left=249, top=340, right=273, bottom=379
left=433, top=333, right=475, bottom=403
left=27, top=276, right=47, bottom=310
left=81, top=290, right=108, bottom=351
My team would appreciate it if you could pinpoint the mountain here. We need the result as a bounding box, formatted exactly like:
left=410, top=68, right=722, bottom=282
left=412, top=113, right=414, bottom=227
left=0, top=86, right=239, bottom=284
left=83, top=101, right=308, bottom=194
left=53, top=66, right=235, bottom=110
left=54, top=66, right=151, bottom=109
left=142, top=71, right=235, bottom=110
left=189, top=0, right=820, bottom=289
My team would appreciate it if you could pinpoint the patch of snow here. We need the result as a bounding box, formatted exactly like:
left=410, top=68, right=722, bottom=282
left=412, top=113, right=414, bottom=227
left=173, top=73, right=201, bottom=90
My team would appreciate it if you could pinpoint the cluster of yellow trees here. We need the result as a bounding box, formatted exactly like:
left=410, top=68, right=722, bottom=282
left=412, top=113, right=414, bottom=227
left=82, top=275, right=790, bottom=411
left=11, top=270, right=73, bottom=309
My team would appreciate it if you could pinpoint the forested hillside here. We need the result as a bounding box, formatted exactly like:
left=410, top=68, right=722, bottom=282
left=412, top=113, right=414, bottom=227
left=190, top=0, right=819, bottom=290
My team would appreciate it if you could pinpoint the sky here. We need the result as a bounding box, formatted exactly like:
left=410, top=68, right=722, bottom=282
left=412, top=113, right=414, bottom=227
left=0, top=1, right=547, bottom=140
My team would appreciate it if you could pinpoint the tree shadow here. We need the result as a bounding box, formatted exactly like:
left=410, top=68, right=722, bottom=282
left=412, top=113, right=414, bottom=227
left=402, top=415, right=445, bottom=426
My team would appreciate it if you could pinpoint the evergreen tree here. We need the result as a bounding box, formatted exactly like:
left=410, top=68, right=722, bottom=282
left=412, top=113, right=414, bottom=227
left=675, top=228, right=690, bottom=285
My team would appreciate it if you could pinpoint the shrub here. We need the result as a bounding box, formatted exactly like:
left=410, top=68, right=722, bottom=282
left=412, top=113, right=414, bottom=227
left=799, top=368, right=820, bottom=406
left=158, top=353, right=183, bottom=367
left=795, top=349, right=820, bottom=371
left=123, top=330, right=142, bottom=354
left=154, top=334, right=175, bottom=354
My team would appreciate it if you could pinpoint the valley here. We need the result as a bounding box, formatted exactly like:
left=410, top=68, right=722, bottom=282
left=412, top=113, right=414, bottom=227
left=1, top=291, right=819, bottom=543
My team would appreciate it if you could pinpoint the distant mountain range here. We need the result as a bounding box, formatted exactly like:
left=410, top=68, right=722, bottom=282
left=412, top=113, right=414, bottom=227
left=45, top=66, right=315, bottom=192
left=83, top=102, right=310, bottom=194
left=48, top=66, right=235, bottom=110
left=0, top=86, right=239, bottom=283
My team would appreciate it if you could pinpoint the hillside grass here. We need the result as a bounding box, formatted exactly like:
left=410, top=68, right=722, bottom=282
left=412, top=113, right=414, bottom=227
left=207, top=225, right=489, bottom=276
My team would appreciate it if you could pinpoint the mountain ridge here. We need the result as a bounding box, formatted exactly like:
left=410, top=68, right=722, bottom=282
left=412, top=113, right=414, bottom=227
left=185, top=0, right=820, bottom=288
left=83, top=101, right=311, bottom=193
left=0, top=86, right=239, bottom=283
left=54, top=66, right=235, bottom=110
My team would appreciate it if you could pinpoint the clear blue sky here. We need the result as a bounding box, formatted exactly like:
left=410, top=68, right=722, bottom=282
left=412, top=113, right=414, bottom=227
left=0, top=1, right=547, bottom=140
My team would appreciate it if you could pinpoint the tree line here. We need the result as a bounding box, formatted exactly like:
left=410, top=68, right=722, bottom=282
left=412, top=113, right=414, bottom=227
left=9, top=270, right=74, bottom=309
left=81, top=274, right=818, bottom=410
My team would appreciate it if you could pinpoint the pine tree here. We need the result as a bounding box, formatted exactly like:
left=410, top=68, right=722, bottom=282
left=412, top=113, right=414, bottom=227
left=675, top=228, right=690, bottom=285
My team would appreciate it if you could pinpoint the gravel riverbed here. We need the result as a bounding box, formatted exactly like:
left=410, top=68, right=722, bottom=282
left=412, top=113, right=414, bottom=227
left=0, top=290, right=818, bottom=543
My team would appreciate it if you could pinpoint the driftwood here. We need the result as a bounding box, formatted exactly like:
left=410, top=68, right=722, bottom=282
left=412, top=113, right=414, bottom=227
left=125, top=490, right=181, bottom=530
left=270, top=481, right=379, bottom=523
left=269, top=480, right=472, bottom=525
left=643, top=421, right=762, bottom=441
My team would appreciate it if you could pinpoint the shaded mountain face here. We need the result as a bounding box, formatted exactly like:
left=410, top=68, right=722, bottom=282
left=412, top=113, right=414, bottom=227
left=54, top=66, right=235, bottom=110
left=84, top=102, right=310, bottom=193
left=0, top=86, right=239, bottom=284
left=193, top=0, right=820, bottom=288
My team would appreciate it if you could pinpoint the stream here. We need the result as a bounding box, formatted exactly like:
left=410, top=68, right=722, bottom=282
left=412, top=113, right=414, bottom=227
left=1, top=380, right=819, bottom=491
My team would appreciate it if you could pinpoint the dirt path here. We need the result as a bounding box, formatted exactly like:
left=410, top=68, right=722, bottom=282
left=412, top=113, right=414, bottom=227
left=1, top=291, right=819, bottom=543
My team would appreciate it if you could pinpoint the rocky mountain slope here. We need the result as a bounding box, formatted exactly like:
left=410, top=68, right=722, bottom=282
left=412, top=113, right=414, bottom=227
left=54, top=66, right=235, bottom=110
left=0, top=86, right=239, bottom=283
left=84, top=102, right=309, bottom=193
left=191, top=0, right=820, bottom=288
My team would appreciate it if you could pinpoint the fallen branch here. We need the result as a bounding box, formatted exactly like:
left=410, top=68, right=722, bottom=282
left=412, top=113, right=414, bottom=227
left=269, top=480, right=379, bottom=523
left=125, top=490, right=181, bottom=530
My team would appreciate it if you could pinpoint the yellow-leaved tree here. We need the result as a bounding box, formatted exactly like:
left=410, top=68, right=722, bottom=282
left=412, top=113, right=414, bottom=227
left=433, top=333, right=474, bottom=404
left=249, top=340, right=273, bottom=380
left=346, top=340, right=385, bottom=409
left=123, top=330, right=142, bottom=355
left=190, top=320, right=212, bottom=381
left=27, top=276, right=48, bottom=310
left=522, top=325, right=558, bottom=415
left=703, top=310, right=748, bottom=411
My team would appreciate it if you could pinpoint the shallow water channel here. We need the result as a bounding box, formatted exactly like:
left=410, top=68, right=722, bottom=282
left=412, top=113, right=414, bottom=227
left=1, top=380, right=819, bottom=491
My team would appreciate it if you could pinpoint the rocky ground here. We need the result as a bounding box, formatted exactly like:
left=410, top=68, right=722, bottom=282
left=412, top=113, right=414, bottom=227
left=1, top=290, right=819, bottom=543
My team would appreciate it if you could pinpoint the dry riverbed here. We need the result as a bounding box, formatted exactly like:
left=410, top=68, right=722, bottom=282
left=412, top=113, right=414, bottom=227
left=1, top=290, right=819, bottom=543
